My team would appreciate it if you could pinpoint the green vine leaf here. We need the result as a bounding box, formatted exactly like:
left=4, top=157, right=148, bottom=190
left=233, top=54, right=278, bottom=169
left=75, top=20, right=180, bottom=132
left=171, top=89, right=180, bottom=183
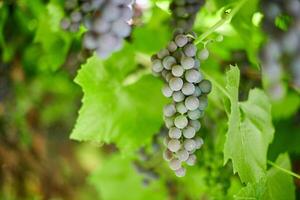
left=235, top=153, right=295, bottom=200
left=223, top=66, right=274, bottom=183
left=70, top=46, right=167, bottom=155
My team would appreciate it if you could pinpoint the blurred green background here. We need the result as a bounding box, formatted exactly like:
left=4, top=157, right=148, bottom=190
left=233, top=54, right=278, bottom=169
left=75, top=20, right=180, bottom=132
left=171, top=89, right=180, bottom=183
left=0, top=0, right=300, bottom=199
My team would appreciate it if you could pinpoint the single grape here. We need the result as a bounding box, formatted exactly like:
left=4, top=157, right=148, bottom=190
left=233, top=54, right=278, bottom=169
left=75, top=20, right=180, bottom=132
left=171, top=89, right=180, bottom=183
left=182, top=126, right=196, bottom=138
left=198, top=48, right=209, bottom=60
left=195, top=137, right=204, bottom=149
left=184, top=139, right=196, bottom=151
left=172, top=91, right=185, bottom=102
left=194, top=59, right=200, bottom=69
left=157, top=48, right=170, bottom=59
left=199, top=79, right=212, bottom=94
left=70, top=11, right=82, bottom=22
left=177, top=149, right=189, bottom=161
left=163, top=104, right=176, bottom=117
left=181, top=57, right=195, bottom=69
left=182, top=82, right=195, bottom=95
left=198, top=96, right=208, bottom=110
left=189, top=120, right=201, bottom=131
left=163, top=149, right=173, bottom=161
left=83, top=33, right=98, bottom=49
left=216, top=35, right=224, bottom=42
left=163, top=136, right=171, bottom=146
left=187, top=109, right=203, bottom=120
left=152, top=59, right=164, bottom=73
left=172, top=49, right=184, bottom=61
left=168, top=41, right=178, bottom=52
left=165, top=72, right=173, bottom=82
left=174, top=115, right=188, bottom=129
left=172, top=65, right=184, bottom=77
left=175, top=167, right=186, bottom=177
left=168, top=139, right=181, bottom=152
left=186, top=154, right=196, bottom=166
left=120, top=6, right=133, bottom=21
left=185, top=69, right=202, bottom=83
left=169, top=158, right=181, bottom=170
left=183, top=43, right=197, bottom=57
left=175, top=34, right=188, bottom=47
left=101, top=4, right=121, bottom=21
left=164, top=116, right=174, bottom=128
left=169, top=77, right=184, bottom=91
left=185, top=96, right=199, bottom=110
left=175, top=102, right=188, bottom=114
left=163, top=56, right=177, bottom=70
left=193, top=86, right=202, bottom=96
left=162, top=84, right=173, bottom=97
left=169, top=127, right=182, bottom=139
left=111, top=19, right=131, bottom=37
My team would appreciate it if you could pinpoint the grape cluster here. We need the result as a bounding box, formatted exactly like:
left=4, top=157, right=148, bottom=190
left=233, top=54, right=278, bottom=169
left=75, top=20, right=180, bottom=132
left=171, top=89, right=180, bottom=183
left=151, top=32, right=212, bottom=177
left=169, top=0, right=205, bottom=31
left=61, top=0, right=133, bottom=58
left=261, top=0, right=300, bottom=98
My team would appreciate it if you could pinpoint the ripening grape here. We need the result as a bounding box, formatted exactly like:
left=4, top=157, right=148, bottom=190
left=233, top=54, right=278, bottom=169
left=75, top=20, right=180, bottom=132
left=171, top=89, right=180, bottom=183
left=181, top=57, right=195, bottom=69
left=163, top=104, right=176, bottom=117
left=152, top=32, right=212, bottom=177
left=157, top=48, right=170, bottom=59
left=170, top=0, right=204, bottom=31
left=162, top=84, right=173, bottom=98
left=186, top=154, right=196, bottom=166
left=168, top=41, right=178, bottom=52
left=175, top=34, right=188, bottom=47
left=169, top=158, right=182, bottom=170
left=185, top=96, right=199, bottom=110
left=189, top=120, right=201, bottom=131
left=164, top=116, right=174, bottom=128
left=172, top=91, right=185, bottom=102
left=198, top=48, right=209, bottom=60
left=199, top=79, right=212, bottom=94
left=62, top=0, right=134, bottom=58
left=182, top=126, right=196, bottom=138
left=175, top=102, right=188, bottom=114
left=169, top=127, right=182, bottom=139
left=172, top=65, right=184, bottom=77
left=187, top=109, right=203, bottom=120
left=182, top=82, right=195, bottom=95
left=168, top=139, right=181, bottom=152
left=184, top=139, right=196, bottom=151
left=183, top=43, right=197, bottom=57
left=152, top=60, right=164, bottom=73
left=175, top=167, right=186, bottom=177
left=163, top=56, right=177, bottom=70
left=185, top=69, right=202, bottom=83
left=177, top=149, right=189, bottom=161
left=174, top=115, right=188, bottom=129
left=169, top=77, right=184, bottom=91
left=163, top=149, right=174, bottom=161
left=198, top=96, right=208, bottom=110
left=195, top=137, right=204, bottom=149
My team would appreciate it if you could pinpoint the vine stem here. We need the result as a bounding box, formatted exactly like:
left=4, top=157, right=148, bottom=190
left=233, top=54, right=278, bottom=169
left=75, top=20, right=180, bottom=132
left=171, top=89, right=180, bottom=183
left=194, top=0, right=248, bottom=45
left=267, top=160, right=300, bottom=179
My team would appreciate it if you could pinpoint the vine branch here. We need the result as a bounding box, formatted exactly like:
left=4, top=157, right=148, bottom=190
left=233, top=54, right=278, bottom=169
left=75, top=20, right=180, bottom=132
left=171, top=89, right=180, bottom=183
left=194, top=0, right=248, bottom=45
left=267, top=160, right=300, bottom=179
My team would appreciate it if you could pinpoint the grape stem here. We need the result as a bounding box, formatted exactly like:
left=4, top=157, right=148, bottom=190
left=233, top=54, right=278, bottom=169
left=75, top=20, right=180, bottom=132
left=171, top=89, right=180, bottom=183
left=267, top=160, right=300, bottom=179
left=194, top=0, right=248, bottom=45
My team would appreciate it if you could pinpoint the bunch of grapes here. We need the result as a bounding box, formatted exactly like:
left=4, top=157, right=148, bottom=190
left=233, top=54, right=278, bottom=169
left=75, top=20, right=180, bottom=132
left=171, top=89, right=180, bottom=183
left=169, top=0, right=205, bottom=31
left=61, top=0, right=133, bottom=58
left=151, top=32, right=212, bottom=177
left=261, top=0, right=300, bottom=98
